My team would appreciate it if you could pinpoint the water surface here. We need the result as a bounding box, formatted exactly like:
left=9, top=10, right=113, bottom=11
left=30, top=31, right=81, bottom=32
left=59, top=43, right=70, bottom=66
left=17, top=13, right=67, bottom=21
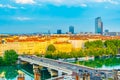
left=0, top=64, right=51, bottom=80
left=75, top=56, right=120, bottom=70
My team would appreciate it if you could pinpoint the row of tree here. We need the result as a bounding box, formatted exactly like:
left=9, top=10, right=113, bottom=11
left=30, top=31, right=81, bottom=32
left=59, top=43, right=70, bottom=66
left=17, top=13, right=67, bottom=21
left=85, top=40, right=120, bottom=55
left=0, top=50, right=18, bottom=66
left=44, top=40, right=120, bottom=59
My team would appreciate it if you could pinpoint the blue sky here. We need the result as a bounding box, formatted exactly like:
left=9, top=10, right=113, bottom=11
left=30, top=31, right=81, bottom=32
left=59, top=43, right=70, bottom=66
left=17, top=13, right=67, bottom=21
left=0, top=0, right=120, bottom=33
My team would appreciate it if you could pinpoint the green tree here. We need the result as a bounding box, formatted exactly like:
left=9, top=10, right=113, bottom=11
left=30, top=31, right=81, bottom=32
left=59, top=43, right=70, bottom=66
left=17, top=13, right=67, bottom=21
left=5, top=66, right=18, bottom=79
left=85, top=40, right=103, bottom=49
left=104, top=40, right=120, bottom=55
left=3, top=50, right=18, bottom=65
left=0, top=57, right=3, bottom=65
left=45, top=51, right=53, bottom=58
left=47, top=44, right=56, bottom=52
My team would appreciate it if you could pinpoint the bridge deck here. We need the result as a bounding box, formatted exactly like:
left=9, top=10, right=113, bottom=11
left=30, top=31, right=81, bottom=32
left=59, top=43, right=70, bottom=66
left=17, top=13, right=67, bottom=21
left=18, top=55, right=110, bottom=74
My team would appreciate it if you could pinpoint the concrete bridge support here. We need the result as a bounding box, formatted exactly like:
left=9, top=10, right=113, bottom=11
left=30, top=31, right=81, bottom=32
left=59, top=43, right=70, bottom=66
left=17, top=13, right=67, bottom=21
left=48, top=68, right=58, bottom=77
left=58, top=70, right=62, bottom=77
left=48, top=69, right=63, bottom=77
left=113, top=70, right=118, bottom=80
left=33, top=65, right=41, bottom=80
left=86, top=73, right=90, bottom=80
left=75, top=74, right=80, bottom=80
left=17, top=73, right=25, bottom=80
left=83, top=73, right=90, bottom=80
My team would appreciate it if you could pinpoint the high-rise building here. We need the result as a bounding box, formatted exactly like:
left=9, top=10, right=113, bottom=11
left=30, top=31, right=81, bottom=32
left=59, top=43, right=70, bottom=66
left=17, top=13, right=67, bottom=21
left=104, top=29, right=109, bottom=35
left=57, top=29, right=62, bottom=34
left=95, top=17, right=103, bottom=35
left=105, top=29, right=109, bottom=33
left=69, top=26, right=74, bottom=34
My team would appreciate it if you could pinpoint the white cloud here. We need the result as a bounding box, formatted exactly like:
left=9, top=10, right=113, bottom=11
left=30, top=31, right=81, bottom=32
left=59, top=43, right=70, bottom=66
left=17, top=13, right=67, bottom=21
left=108, top=0, right=119, bottom=5
left=15, top=0, right=35, bottom=4
left=13, top=0, right=120, bottom=6
left=16, top=17, right=31, bottom=21
left=34, top=0, right=120, bottom=7
left=36, top=0, right=88, bottom=7
left=0, top=4, right=17, bottom=9
left=0, top=4, right=4, bottom=7
left=20, top=7, right=25, bottom=9
left=80, top=3, right=87, bottom=7
left=90, top=0, right=119, bottom=4
left=6, top=4, right=17, bottom=9
left=92, top=0, right=106, bottom=3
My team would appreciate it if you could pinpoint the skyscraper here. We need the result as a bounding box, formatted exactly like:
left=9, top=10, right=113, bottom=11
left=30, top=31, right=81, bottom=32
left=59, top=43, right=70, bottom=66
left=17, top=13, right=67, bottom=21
left=95, top=17, right=103, bottom=35
left=69, top=26, right=74, bottom=34
left=57, top=29, right=62, bottom=34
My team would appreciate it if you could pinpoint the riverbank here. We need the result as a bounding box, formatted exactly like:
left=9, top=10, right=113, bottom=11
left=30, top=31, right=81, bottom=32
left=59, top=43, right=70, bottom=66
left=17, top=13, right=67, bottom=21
left=50, top=54, right=120, bottom=63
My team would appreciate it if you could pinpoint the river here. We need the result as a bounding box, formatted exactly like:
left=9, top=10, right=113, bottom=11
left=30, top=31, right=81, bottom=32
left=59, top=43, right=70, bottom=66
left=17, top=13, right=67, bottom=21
left=74, top=56, right=120, bottom=70
left=0, top=63, right=51, bottom=80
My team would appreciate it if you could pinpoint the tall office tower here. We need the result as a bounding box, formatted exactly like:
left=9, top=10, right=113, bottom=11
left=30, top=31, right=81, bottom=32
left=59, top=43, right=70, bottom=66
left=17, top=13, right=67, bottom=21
left=57, top=29, right=62, bottom=34
left=69, top=26, right=74, bottom=34
left=95, top=17, right=103, bottom=35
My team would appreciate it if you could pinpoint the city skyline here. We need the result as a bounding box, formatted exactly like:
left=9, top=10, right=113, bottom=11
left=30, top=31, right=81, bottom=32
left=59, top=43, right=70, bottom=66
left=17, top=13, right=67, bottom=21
left=0, top=0, right=120, bottom=33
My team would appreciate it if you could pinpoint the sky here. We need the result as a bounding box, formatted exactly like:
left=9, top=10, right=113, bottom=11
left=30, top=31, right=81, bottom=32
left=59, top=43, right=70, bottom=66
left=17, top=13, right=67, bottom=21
left=0, top=0, right=120, bottom=33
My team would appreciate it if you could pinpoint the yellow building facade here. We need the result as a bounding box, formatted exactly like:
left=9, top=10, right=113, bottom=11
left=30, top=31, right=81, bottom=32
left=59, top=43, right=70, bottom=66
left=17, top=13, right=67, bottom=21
left=1, top=34, right=116, bottom=56
left=0, top=36, right=72, bottom=55
left=54, top=42, right=72, bottom=53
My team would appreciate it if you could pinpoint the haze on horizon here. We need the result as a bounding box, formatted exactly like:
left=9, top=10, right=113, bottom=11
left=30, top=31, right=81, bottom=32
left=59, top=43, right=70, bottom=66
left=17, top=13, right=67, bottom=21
left=0, top=0, right=120, bottom=33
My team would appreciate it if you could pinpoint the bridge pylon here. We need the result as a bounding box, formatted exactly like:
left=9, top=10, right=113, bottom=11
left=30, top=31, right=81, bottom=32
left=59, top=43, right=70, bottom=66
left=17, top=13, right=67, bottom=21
left=113, top=70, right=118, bottom=80
left=33, top=65, right=41, bottom=80
left=48, top=68, right=58, bottom=77
left=17, top=73, right=25, bottom=80
left=75, top=75, right=80, bottom=80
left=83, top=73, right=90, bottom=80
left=72, top=72, right=81, bottom=80
left=58, top=70, right=62, bottom=77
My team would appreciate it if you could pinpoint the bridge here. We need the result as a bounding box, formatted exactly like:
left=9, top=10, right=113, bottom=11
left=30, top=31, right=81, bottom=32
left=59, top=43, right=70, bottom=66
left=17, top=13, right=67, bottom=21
left=18, top=55, right=116, bottom=80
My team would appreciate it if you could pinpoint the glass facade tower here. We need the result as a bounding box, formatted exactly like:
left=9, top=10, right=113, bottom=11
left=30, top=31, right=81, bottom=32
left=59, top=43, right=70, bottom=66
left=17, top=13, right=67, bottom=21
left=69, top=26, right=74, bottom=34
left=95, top=17, right=103, bottom=35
